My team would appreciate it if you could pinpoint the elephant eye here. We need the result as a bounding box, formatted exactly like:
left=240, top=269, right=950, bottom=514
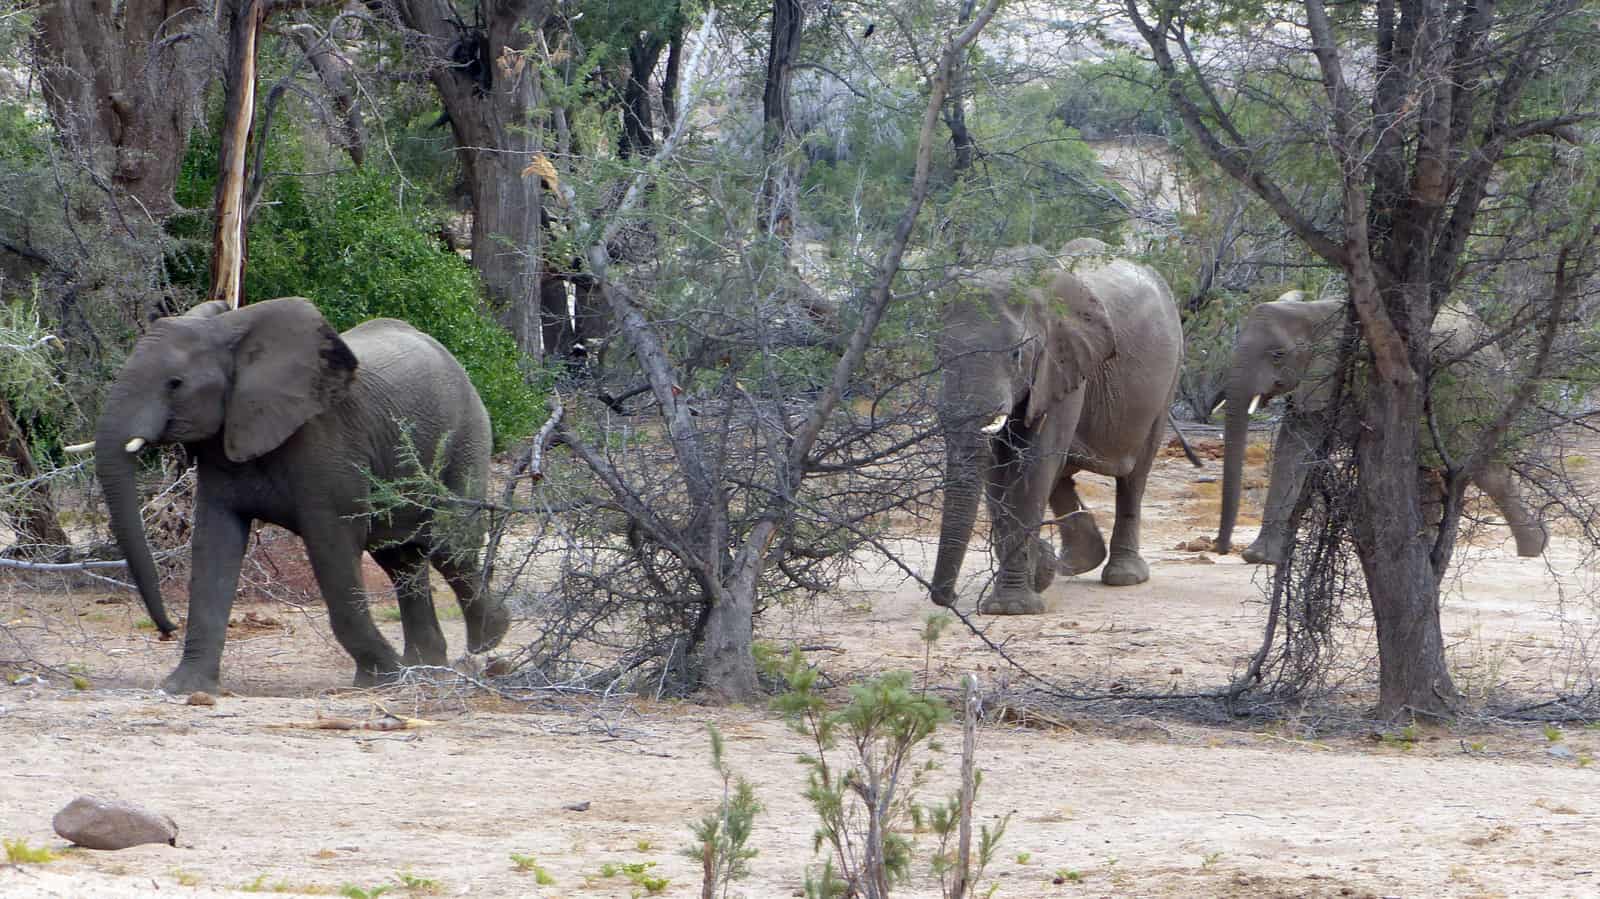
left=1010, top=346, right=1025, bottom=366
left=166, top=376, right=184, bottom=392
left=1270, top=348, right=1287, bottom=361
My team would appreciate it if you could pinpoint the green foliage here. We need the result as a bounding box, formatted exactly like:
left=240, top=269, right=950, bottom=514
left=509, top=854, right=556, bottom=884
left=0, top=296, right=73, bottom=460
left=684, top=724, right=762, bottom=897
left=4, top=838, right=57, bottom=864
left=766, top=649, right=950, bottom=896
left=1056, top=54, right=1177, bottom=140
left=169, top=132, right=545, bottom=447
left=0, top=102, right=47, bottom=169
left=338, top=884, right=392, bottom=899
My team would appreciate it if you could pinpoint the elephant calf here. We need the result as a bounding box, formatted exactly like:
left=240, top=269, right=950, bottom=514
left=91, top=298, right=508, bottom=694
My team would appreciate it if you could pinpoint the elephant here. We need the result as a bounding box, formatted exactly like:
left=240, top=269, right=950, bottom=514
left=1212, top=292, right=1548, bottom=564
left=929, top=238, right=1185, bottom=615
left=90, top=297, right=508, bottom=694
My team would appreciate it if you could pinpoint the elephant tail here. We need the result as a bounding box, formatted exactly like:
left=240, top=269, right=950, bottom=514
left=1168, top=411, right=1203, bottom=468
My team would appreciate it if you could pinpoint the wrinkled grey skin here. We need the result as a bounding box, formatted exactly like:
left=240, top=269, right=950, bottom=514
left=1213, top=293, right=1548, bottom=564
left=930, top=239, right=1184, bottom=615
left=94, top=298, right=506, bottom=694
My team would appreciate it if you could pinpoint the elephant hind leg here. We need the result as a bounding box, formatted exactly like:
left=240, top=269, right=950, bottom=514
left=1050, top=476, right=1106, bottom=576
left=303, top=524, right=401, bottom=686
left=1102, top=420, right=1160, bottom=587
left=1474, top=461, right=1548, bottom=557
left=429, top=548, right=508, bottom=654
left=371, top=544, right=448, bottom=667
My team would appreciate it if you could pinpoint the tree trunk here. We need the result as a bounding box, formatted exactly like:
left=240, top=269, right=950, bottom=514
left=211, top=0, right=263, bottom=308
left=943, top=1, right=975, bottom=172
left=1352, top=371, right=1458, bottom=719
left=0, top=398, right=69, bottom=559
left=759, top=0, right=803, bottom=238
left=393, top=0, right=549, bottom=357
left=618, top=35, right=665, bottom=158
left=32, top=0, right=212, bottom=218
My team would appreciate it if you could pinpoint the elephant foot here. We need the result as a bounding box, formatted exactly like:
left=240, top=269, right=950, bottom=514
left=1514, top=525, right=1549, bottom=558
left=351, top=655, right=403, bottom=688
left=465, top=602, right=511, bottom=654
left=401, top=644, right=449, bottom=668
left=930, top=586, right=958, bottom=608
left=980, top=589, right=1045, bottom=615
left=1240, top=539, right=1284, bottom=565
left=1032, top=540, right=1058, bottom=593
left=160, top=666, right=221, bottom=696
left=1100, top=554, right=1149, bottom=587
left=1059, top=539, right=1108, bottom=576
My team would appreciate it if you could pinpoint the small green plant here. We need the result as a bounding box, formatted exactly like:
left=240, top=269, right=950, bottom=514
left=599, top=862, right=620, bottom=877
left=919, top=612, right=953, bottom=696
left=1201, top=850, right=1225, bottom=869
left=171, top=868, right=202, bottom=886
left=1544, top=724, right=1563, bottom=742
left=134, top=617, right=157, bottom=631
left=4, top=838, right=56, bottom=864
left=766, top=649, right=949, bottom=898
left=684, top=724, right=761, bottom=899
left=614, top=863, right=665, bottom=889
left=395, top=871, right=440, bottom=893
left=70, top=675, right=90, bottom=690
left=1380, top=725, right=1420, bottom=751
left=339, top=884, right=392, bottom=899
left=509, top=854, right=555, bottom=885
left=635, top=838, right=655, bottom=852
left=1015, top=852, right=1031, bottom=865
left=238, top=875, right=320, bottom=894
left=1055, top=868, right=1084, bottom=883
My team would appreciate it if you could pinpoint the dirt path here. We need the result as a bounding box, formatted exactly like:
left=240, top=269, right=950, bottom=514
left=2, top=440, right=1596, bottom=898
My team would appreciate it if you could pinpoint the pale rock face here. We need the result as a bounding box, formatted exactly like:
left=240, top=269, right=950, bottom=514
left=52, top=795, right=178, bottom=850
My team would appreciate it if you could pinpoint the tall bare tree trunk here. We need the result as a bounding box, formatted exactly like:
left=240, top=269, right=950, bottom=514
left=393, top=0, right=549, bottom=357
left=211, top=0, right=263, bottom=309
left=0, top=397, right=69, bottom=559
left=33, top=0, right=212, bottom=218
left=759, top=0, right=803, bottom=239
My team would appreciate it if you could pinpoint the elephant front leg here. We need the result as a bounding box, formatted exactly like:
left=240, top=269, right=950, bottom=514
left=980, top=454, right=1059, bottom=616
left=1243, top=411, right=1320, bottom=565
left=303, top=523, right=402, bottom=685
left=162, top=495, right=249, bottom=695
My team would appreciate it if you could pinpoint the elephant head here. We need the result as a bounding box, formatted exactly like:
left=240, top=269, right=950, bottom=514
left=93, top=298, right=357, bottom=636
left=930, top=247, right=1118, bottom=606
left=1212, top=294, right=1342, bottom=554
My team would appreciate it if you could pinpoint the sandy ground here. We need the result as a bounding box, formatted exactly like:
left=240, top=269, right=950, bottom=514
left=2, top=438, right=1597, bottom=898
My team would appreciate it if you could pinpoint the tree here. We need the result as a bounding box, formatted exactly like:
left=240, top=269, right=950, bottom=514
left=389, top=0, right=549, bottom=355
left=32, top=0, right=213, bottom=217
left=1127, top=0, right=1600, bottom=717
left=563, top=0, right=1003, bottom=701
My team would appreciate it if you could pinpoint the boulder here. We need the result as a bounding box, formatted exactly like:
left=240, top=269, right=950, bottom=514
left=52, top=795, right=177, bottom=850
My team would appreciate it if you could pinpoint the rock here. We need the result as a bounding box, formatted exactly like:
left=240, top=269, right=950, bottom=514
left=1547, top=744, right=1577, bottom=760
left=1174, top=537, right=1215, bottom=552
left=562, top=801, right=591, bottom=812
left=185, top=691, right=216, bottom=707
left=52, top=795, right=177, bottom=850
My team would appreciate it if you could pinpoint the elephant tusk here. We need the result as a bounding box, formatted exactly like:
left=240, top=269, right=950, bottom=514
left=124, top=437, right=147, bottom=453
left=979, top=413, right=1008, bottom=435
left=1248, top=395, right=1262, bottom=415
left=63, top=441, right=95, bottom=454
left=1211, top=398, right=1226, bottom=414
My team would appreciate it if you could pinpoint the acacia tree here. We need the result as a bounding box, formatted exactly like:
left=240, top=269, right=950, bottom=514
left=564, top=0, right=1003, bottom=701
left=1127, top=0, right=1600, bottom=717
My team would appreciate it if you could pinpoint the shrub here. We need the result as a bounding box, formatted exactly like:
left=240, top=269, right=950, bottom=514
left=170, top=134, right=545, bottom=448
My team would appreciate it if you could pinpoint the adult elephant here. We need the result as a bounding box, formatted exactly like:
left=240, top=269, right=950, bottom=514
left=89, top=297, right=507, bottom=694
left=1212, top=292, right=1547, bottom=563
left=930, top=239, right=1184, bottom=615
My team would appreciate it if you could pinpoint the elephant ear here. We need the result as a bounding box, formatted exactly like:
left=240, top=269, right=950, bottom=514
left=1025, top=270, right=1116, bottom=427
left=221, top=297, right=358, bottom=463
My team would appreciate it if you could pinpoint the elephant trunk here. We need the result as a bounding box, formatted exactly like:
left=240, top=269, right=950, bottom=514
left=1216, top=387, right=1252, bottom=555
left=931, top=434, right=985, bottom=606
left=94, top=408, right=176, bottom=637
